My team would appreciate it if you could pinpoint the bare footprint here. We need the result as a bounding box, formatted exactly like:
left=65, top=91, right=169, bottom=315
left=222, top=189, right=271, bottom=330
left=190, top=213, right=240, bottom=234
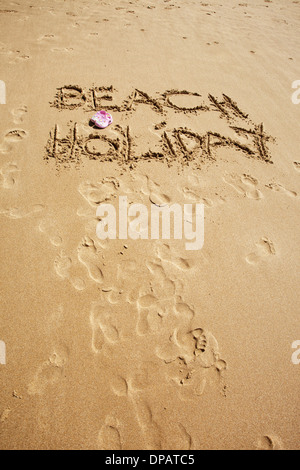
left=223, top=173, right=263, bottom=200
left=0, top=129, right=28, bottom=153
left=90, top=302, right=119, bottom=353
left=182, top=187, right=213, bottom=207
left=137, top=175, right=171, bottom=207
left=0, top=408, right=11, bottom=423
left=54, top=251, right=72, bottom=279
left=51, top=47, right=74, bottom=53
left=70, top=277, right=86, bottom=291
left=38, top=34, right=55, bottom=41
left=39, top=218, right=63, bottom=247
left=178, top=423, right=193, bottom=450
left=111, top=375, right=129, bottom=397
left=78, top=236, right=104, bottom=283
left=98, top=416, right=122, bottom=450
left=0, top=204, right=44, bottom=219
left=174, top=302, right=195, bottom=322
left=148, top=179, right=171, bottom=206
left=4, top=129, right=28, bottom=142
left=246, top=238, right=276, bottom=265
left=157, top=243, right=191, bottom=271
left=27, top=346, right=68, bottom=396
left=11, top=106, right=27, bottom=124
left=265, top=182, right=297, bottom=198
left=131, top=397, right=162, bottom=450
left=78, top=179, right=119, bottom=208
left=293, top=162, right=300, bottom=173
left=257, top=435, right=283, bottom=450
left=0, top=162, right=20, bottom=188
left=54, top=252, right=86, bottom=291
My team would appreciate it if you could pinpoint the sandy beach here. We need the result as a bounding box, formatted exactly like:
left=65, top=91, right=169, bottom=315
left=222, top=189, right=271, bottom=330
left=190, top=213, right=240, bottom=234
left=0, top=0, right=299, bottom=450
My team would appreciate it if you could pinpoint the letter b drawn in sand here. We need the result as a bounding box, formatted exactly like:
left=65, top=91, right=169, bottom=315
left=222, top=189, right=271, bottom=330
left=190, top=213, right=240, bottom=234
left=0, top=81, right=6, bottom=104
left=0, top=340, right=6, bottom=365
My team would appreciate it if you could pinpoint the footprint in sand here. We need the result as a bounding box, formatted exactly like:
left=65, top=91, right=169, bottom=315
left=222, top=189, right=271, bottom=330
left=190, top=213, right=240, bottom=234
left=178, top=423, right=193, bottom=451
left=293, top=162, right=300, bottom=173
left=146, top=176, right=171, bottom=207
left=54, top=251, right=72, bottom=279
left=136, top=291, right=162, bottom=336
left=27, top=346, right=68, bottom=396
left=78, top=236, right=104, bottom=283
left=78, top=178, right=119, bottom=208
left=98, top=417, right=122, bottom=450
left=0, top=204, right=44, bottom=219
left=257, top=435, right=283, bottom=450
left=0, top=129, right=28, bottom=153
left=38, top=34, right=55, bottom=41
left=131, top=398, right=162, bottom=450
left=9, top=53, right=30, bottom=65
left=39, top=218, right=63, bottom=247
left=157, top=324, right=226, bottom=394
left=0, top=408, right=11, bottom=423
left=90, top=302, right=119, bottom=353
left=11, top=106, right=27, bottom=124
left=265, top=182, right=297, bottom=198
left=51, top=47, right=74, bottom=53
left=5, top=129, right=28, bottom=142
left=0, top=162, right=20, bottom=188
left=246, top=237, right=276, bottom=265
left=157, top=243, right=192, bottom=271
left=174, top=301, right=195, bottom=322
left=54, top=252, right=86, bottom=291
left=111, top=375, right=129, bottom=397
left=136, top=308, right=152, bottom=336
left=70, top=277, right=86, bottom=291
left=182, top=187, right=213, bottom=207
left=223, top=173, right=263, bottom=200
left=135, top=174, right=171, bottom=207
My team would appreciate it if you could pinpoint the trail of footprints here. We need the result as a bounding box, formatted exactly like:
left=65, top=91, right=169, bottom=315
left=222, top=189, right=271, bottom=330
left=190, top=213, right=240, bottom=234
left=0, top=120, right=49, bottom=220
left=2, top=145, right=293, bottom=447
left=223, top=172, right=263, bottom=200
left=224, top=172, right=298, bottom=200
left=89, top=237, right=227, bottom=449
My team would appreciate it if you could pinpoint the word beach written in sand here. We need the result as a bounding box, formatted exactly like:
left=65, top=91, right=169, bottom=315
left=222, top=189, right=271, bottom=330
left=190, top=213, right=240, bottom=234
left=45, top=85, right=274, bottom=167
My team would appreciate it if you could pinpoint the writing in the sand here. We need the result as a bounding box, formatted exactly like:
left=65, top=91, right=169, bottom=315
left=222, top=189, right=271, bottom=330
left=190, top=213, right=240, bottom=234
left=45, top=85, right=274, bottom=167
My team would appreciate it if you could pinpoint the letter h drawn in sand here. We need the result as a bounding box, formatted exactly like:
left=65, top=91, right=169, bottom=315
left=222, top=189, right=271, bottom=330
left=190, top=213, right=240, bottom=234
left=0, top=340, right=6, bottom=365
left=0, top=81, right=6, bottom=104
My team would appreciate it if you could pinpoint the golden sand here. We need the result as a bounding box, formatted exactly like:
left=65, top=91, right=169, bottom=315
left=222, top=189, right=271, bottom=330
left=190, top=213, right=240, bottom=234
left=0, top=0, right=299, bottom=450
